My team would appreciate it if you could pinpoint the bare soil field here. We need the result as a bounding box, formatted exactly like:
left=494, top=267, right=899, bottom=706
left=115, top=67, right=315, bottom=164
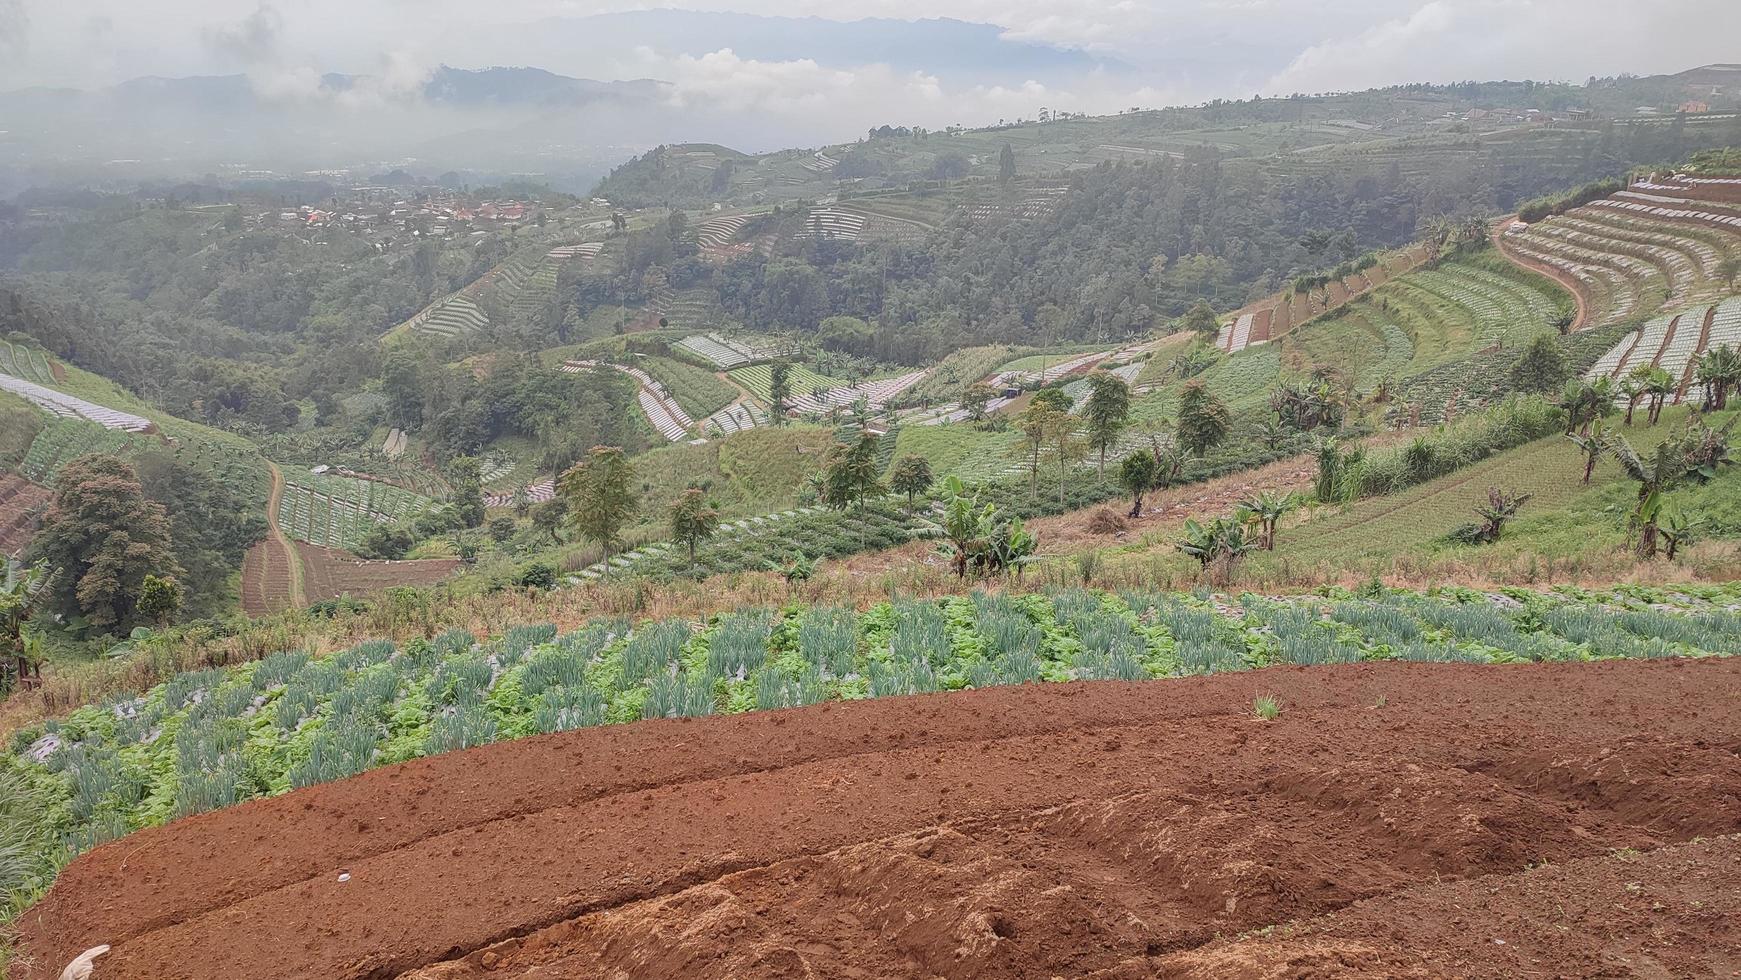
left=19, top=657, right=1741, bottom=979
left=296, top=541, right=461, bottom=601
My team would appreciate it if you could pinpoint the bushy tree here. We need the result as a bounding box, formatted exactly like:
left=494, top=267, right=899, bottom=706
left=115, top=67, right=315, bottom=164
left=1181, top=302, right=1219, bottom=337
left=668, top=488, right=720, bottom=566
left=1175, top=381, right=1230, bottom=456
left=131, top=448, right=267, bottom=617
left=27, top=455, right=181, bottom=634
left=449, top=456, right=487, bottom=529
left=822, top=434, right=885, bottom=512
left=1509, top=334, right=1568, bottom=394
left=1083, top=372, right=1132, bottom=480
left=889, top=455, right=934, bottom=508
left=559, top=446, right=638, bottom=569
left=1118, top=450, right=1157, bottom=517
left=356, top=523, right=415, bottom=559
left=768, top=360, right=792, bottom=425
left=137, top=574, right=183, bottom=626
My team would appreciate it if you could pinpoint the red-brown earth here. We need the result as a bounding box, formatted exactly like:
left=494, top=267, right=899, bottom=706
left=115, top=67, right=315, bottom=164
left=17, top=657, right=1741, bottom=979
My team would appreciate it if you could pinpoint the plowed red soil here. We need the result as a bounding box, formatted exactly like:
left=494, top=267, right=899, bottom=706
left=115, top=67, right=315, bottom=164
left=19, top=658, right=1741, bottom=980
left=296, top=541, right=461, bottom=601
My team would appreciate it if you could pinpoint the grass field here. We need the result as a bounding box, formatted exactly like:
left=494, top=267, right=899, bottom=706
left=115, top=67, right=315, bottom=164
left=629, top=426, right=837, bottom=519
left=1273, top=407, right=1739, bottom=567
left=885, top=424, right=1015, bottom=480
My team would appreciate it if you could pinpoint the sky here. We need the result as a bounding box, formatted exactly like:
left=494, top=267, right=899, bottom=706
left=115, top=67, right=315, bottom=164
left=2, top=0, right=1737, bottom=127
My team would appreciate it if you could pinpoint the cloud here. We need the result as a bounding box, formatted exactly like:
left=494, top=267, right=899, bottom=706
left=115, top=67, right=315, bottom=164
left=1265, top=0, right=1741, bottom=95
left=621, top=46, right=1184, bottom=144
left=201, top=3, right=283, bottom=65
left=0, top=0, right=26, bottom=55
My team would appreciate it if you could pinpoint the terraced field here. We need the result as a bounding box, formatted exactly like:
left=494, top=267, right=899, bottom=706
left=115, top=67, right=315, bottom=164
left=16, top=590, right=1741, bottom=979
left=1585, top=295, right=1741, bottom=403
left=1500, top=172, right=1741, bottom=329
left=637, top=356, right=737, bottom=420
left=1220, top=244, right=1432, bottom=354
left=728, top=363, right=843, bottom=403
left=0, top=470, right=50, bottom=556
left=275, top=470, right=436, bottom=551
left=0, top=340, right=58, bottom=384
left=16, top=417, right=134, bottom=483
left=407, top=294, right=489, bottom=338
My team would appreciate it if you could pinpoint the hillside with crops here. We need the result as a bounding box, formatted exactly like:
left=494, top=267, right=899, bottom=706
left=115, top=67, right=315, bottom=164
left=5, top=56, right=1741, bottom=980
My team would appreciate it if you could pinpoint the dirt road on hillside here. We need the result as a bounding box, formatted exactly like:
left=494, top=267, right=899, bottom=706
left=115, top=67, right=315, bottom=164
left=19, top=658, right=1741, bottom=979
left=239, top=461, right=303, bottom=615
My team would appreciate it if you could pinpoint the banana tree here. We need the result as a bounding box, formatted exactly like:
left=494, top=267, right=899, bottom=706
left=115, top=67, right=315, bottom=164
left=1660, top=508, right=1700, bottom=560
left=1557, top=376, right=1614, bottom=435
left=1642, top=366, right=1676, bottom=425
left=1, top=563, right=46, bottom=695
left=1608, top=434, right=1684, bottom=558
left=1566, top=419, right=1608, bottom=485
left=1235, top=490, right=1300, bottom=550
left=1696, top=344, right=1740, bottom=410
left=1177, top=515, right=1255, bottom=584
left=1618, top=371, right=1648, bottom=426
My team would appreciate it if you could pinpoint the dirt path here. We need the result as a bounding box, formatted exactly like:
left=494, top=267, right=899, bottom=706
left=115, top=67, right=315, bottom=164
left=1492, top=214, right=1593, bottom=331
left=19, top=657, right=1741, bottom=979
left=240, top=461, right=304, bottom=613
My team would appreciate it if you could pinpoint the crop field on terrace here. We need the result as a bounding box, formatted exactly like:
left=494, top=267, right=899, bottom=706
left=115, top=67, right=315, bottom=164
left=275, top=470, right=436, bottom=551
left=15, top=581, right=1738, bottom=876
left=728, top=363, right=843, bottom=402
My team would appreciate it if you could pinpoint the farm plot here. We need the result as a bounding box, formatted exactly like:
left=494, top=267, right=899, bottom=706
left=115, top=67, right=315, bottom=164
left=694, top=213, right=749, bottom=247
left=15, top=587, right=1741, bottom=980
left=0, top=371, right=152, bottom=432
left=239, top=538, right=296, bottom=617
left=1586, top=296, right=1741, bottom=403
left=297, top=541, right=461, bottom=601
left=275, top=470, right=435, bottom=550
left=18, top=417, right=134, bottom=483
left=991, top=349, right=1110, bottom=386
left=1220, top=245, right=1429, bottom=353
left=636, top=356, right=736, bottom=420
left=564, top=360, right=697, bottom=442
left=0, top=470, right=51, bottom=556
left=793, top=207, right=865, bottom=242
left=729, top=363, right=843, bottom=403
left=0, top=341, right=57, bottom=384
left=704, top=402, right=765, bottom=437
left=484, top=478, right=554, bottom=510
left=782, top=370, right=929, bottom=416
left=409, top=294, right=488, bottom=338
left=545, top=242, right=603, bottom=261
left=673, top=333, right=799, bottom=369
